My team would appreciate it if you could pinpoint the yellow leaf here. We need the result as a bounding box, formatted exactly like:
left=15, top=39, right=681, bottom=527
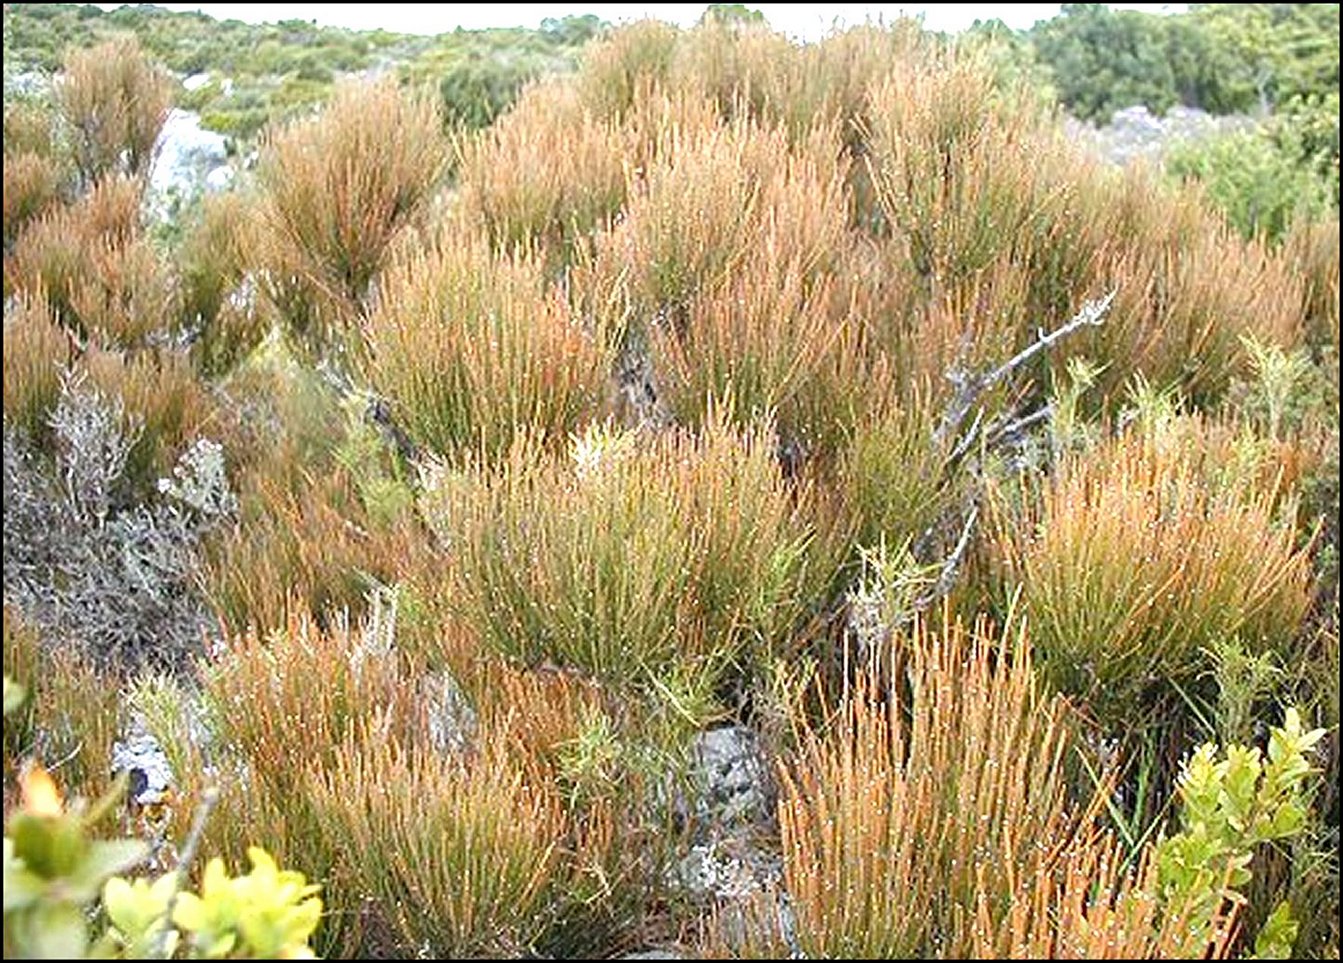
left=19, top=762, right=63, bottom=817
left=171, top=890, right=206, bottom=930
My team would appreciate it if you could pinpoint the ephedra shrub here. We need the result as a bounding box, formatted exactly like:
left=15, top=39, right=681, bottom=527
left=777, top=613, right=1097, bottom=958
left=990, top=412, right=1315, bottom=732
left=421, top=412, right=843, bottom=725
left=253, top=76, right=449, bottom=355
left=363, top=234, right=614, bottom=462
left=2, top=292, right=69, bottom=447
left=53, top=34, right=172, bottom=191
left=859, top=42, right=1305, bottom=408
left=455, top=79, right=629, bottom=267
left=2, top=101, right=66, bottom=253
left=7, top=173, right=175, bottom=349
left=772, top=610, right=1324, bottom=959
left=631, top=117, right=864, bottom=456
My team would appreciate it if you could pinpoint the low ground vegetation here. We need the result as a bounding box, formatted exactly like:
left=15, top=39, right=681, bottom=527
left=3, top=7, right=1339, bottom=960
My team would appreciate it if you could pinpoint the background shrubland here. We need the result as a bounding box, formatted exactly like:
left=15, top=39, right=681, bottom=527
left=3, top=3, right=1339, bottom=959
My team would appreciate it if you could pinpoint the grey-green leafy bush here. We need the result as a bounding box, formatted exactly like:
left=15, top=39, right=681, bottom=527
left=2, top=375, right=233, bottom=674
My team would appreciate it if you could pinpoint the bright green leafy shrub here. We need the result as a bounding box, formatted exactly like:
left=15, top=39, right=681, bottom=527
left=4, top=764, right=147, bottom=959
left=98, top=848, right=322, bottom=959
left=1154, top=707, right=1327, bottom=957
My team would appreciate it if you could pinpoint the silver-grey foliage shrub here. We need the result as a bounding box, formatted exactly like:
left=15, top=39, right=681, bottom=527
left=3, top=372, right=234, bottom=674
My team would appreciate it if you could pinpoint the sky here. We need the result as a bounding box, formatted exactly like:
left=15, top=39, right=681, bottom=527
left=91, top=3, right=1189, bottom=42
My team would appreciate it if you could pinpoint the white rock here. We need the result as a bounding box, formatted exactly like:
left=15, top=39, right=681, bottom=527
left=5, top=70, right=49, bottom=97
left=686, top=725, right=774, bottom=828
left=205, top=164, right=235, bottom=191
left=145, top=108, right=232, bottom=222
left=112, top=719, right=174, bottom=806
left=183, top=71, right=212, bottom=92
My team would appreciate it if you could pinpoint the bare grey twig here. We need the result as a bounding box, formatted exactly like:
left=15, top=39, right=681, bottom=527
left=981, top=289, right=1116, bottom=395
left=915, top=503, right=980, bottom=612
left=934, top=288, right=1116, bottom=448
left=902, top=289, right=1117, bottom=625
left=992, top=404, right=1054, bottom=445
left=151, top=784, right=221, bottom=959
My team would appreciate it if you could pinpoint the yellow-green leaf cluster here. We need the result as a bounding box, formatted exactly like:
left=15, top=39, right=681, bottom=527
left=1154, top=707, right=1326, bottom=955
left=172, top=847, right=323, bottom=960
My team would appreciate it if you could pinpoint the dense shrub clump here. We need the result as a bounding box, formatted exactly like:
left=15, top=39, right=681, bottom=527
left=3, top=10, right=1338, bottom=961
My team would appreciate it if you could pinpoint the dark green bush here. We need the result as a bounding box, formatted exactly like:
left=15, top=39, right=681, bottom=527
left=1166, top=127, right=1334, bottom=244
